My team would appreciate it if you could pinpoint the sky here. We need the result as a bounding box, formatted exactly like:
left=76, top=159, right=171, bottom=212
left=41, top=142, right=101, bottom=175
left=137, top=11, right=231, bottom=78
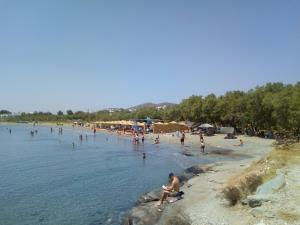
left=0, top=0, right=299, bottom=113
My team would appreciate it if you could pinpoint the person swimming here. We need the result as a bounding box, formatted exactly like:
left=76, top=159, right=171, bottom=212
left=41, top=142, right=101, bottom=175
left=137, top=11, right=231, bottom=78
left=234, top=139, right=244, bottom=146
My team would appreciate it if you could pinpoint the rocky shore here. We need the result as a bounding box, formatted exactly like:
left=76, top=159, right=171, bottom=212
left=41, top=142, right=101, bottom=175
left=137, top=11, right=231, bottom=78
left=123, top=163, right=216, bottom=225
left=123, top=134, right=293, bottom=225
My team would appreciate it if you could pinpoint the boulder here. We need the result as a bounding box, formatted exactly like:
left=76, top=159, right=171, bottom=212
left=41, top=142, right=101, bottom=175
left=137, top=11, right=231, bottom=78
left=256, top=173, right=286, bottom=195
left=138, top=188, right=161, bottom=204
left=123, top=202, right=161, bottom=225
left=124, top=163, right=213, bottom=225
left=248, top=198, right=262, bottom=208
left=246, top=194, right=272, bottom=208
left=185, top=165, right=205, bottom=174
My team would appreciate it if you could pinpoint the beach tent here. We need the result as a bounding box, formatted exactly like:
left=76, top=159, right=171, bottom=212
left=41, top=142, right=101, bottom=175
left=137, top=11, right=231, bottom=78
left=199, top=123, right=214, bottom=128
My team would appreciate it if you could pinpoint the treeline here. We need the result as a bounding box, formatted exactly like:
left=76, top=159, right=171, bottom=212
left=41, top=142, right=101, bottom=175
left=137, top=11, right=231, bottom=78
left=3, top=82, right=300, bottom=131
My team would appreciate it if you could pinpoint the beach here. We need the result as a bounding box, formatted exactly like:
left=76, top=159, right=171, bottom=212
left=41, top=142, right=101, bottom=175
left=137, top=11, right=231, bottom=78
left=125, top=134, right=300, bottom=225
left=2, top=123, right=299, bottom=225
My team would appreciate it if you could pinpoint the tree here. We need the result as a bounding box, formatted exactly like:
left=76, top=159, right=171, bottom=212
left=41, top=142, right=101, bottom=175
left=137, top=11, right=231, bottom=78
left=179, top=95, right=203, bottom=122
left=66, top=110, right=74, bottom=115
left=289, top=82, right=300, bottom=131
left=202, top=94, right=218, bottom=123
left=215, top=91, right=248, bottom=127
left=57, top=110, right=64, bottom=116
left=163, top=106, right=181, bottom=121
left=0, top=110, right=11, bottom=115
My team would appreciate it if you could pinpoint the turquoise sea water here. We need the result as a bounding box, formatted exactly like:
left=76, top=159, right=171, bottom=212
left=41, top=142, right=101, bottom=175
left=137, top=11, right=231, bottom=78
left=0, top=124, right=213, bottom=225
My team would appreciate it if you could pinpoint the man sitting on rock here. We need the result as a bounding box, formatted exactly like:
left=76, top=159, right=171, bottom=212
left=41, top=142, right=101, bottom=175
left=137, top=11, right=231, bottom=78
left=156, top=173, right=181, bottom=208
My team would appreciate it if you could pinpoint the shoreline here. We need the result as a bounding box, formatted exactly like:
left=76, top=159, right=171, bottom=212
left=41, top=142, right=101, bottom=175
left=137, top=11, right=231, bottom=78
left=4, top=122, right=297, bottom=224
left=123, top=135, right=276, bottom=225
left=2, top=123, right=300, bottom=225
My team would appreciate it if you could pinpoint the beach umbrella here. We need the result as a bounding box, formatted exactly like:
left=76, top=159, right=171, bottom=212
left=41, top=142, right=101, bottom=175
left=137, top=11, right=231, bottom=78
left=199, top=123, right=214, bottom=128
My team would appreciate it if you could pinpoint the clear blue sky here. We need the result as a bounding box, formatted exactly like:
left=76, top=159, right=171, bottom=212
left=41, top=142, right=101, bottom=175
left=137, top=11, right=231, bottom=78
left=0, top=0, right=299, bottom=113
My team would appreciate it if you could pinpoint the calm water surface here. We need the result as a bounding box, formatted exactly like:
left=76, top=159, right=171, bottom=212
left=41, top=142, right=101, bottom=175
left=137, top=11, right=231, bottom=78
left=0, top=124, right=214, bottom=225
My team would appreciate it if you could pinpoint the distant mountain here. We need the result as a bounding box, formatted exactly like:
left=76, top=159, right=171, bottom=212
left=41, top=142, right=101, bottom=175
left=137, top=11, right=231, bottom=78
left=128, top=102, right=177, bottom=111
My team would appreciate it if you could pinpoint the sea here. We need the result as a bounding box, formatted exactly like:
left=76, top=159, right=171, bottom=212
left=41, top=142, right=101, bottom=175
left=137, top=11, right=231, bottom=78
left=0, top=124, right=215, bottom=225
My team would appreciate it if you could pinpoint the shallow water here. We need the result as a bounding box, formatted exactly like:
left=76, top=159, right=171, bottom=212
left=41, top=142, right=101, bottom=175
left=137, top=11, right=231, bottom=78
left=0, top=124, right=214, bottom=225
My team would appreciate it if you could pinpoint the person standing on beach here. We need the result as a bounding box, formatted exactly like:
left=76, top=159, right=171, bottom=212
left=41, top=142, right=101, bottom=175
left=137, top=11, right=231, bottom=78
left=132, top=133, right=136, bottom=144
left=200, top=140, right=205, bottom=153
left=142, top=133, right=145, bottom=143
left=199, top=133, right=204, bottom=142
left=135, top=133, right=139, bottom=144
left=180, top=132, right=185, bottom=145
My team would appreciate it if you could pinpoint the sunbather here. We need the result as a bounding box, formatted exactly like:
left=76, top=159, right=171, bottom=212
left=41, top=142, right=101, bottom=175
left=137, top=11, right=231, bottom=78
left=156, top=173, right=180, bottom=207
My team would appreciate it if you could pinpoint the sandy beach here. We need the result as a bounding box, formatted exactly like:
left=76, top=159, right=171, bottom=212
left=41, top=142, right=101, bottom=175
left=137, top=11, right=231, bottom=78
left=125, top=134, right=300, bottom=225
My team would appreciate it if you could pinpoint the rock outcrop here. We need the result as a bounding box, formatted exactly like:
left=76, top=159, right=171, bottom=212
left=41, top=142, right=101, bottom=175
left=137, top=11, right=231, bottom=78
left=123, top=164, right=215, bottom=225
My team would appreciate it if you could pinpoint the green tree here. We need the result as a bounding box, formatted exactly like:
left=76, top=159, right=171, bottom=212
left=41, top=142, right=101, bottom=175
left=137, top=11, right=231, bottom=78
left=57, top=110, right=64, bottom=116
left=0, top=110, right=11, bottom=114
left=179, top=95, right=203, bottom=122
left=202, top=94, right=218, bottom=123
left=66, top=110, right=74, bottom=115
